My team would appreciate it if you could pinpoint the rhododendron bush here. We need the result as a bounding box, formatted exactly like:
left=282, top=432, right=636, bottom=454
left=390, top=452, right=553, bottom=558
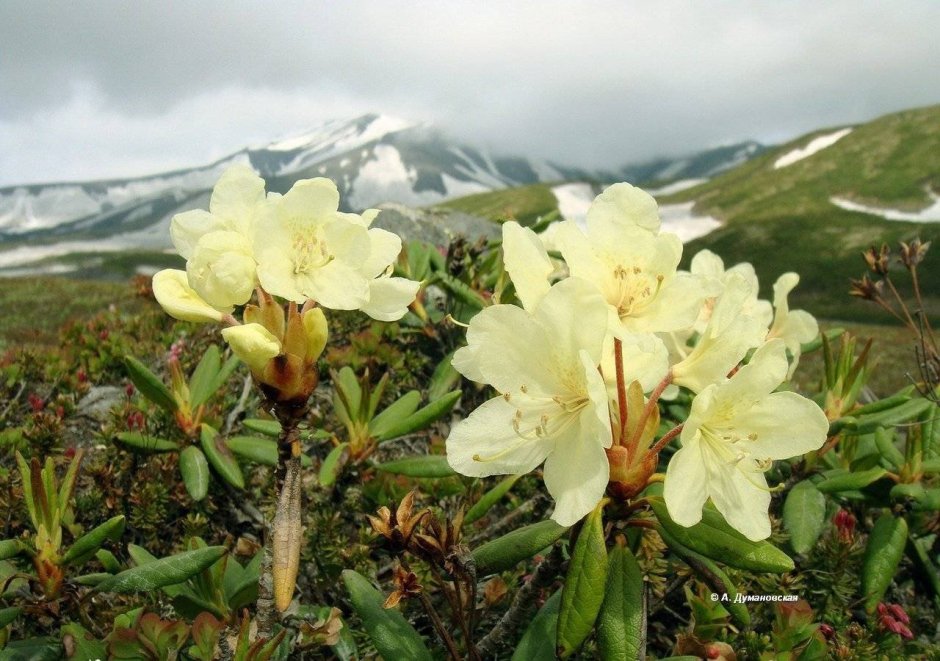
left=0, top=166, right=937, bottom=659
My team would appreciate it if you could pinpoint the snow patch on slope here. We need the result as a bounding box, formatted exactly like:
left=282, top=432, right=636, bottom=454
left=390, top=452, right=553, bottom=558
left=774, top=128, right=852, bottom=169
left=645, top=179, right=707, bottom=196
left=552, top=183, right=594, bottom=226
left=659, top=202, right=721, bottom=242
left=830, top=191, right=940, bottom=223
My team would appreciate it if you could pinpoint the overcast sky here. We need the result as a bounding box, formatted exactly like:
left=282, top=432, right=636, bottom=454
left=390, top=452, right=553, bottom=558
left=2, top=1, right=939, bottom=186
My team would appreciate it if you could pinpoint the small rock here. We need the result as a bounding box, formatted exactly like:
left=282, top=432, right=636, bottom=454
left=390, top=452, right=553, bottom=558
left=76, top=386, right=124, bottom=421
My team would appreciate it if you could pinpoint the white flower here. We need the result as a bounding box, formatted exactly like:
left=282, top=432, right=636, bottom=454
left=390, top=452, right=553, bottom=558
left=553, top=185, right=704, bottom=336
left=186, top=230, right=257, bottom=309
left=446, top=278, right=612, bottom=526
left=664, top=339, right=828, bottom=540
left=766, top=273, right=818, bottom=377
left=502, top=221, right=554, bottom=310
left=670, top=273, right=767, bottom=393
left=221, top=323, right=282, bottom=374
left=688, top=249, right=772, bottom=333
left=255, top=178, right=418, bottom=319
left=151, top=269, right=227, bottom=322
left=170, top=164, right=265, bottom=259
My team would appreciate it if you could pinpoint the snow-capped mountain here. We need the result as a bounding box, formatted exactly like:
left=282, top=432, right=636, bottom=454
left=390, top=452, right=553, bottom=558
left=0, top=113, right=763, bottom=274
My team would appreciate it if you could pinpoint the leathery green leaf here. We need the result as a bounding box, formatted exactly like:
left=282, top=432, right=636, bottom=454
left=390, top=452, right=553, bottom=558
left=862, top=513, right=908, bottom=612
left=341, top=570, right=432, bottom=661
left=512, top=590, right=562, bottom=661
left=374, top=455, right=456, bottom=478
left=124, top=355, right=178, bottom=412
left=557, top=502, right=608, bottom=658
left=597, top=540, right=646, bottom=661
left=783, top=480, right=827, bottom=555
left=465, top=475, right=521, bottom=525
left=658, top=527, right=750, bottom=628
left=375, top=390, right=462, bottom=442
left=179, top=446, right=210, bottom=501
left=200, top=425, right=244, bottom=489
left=62, top=515, right=126, bottom=565
left=96, top=546, right=227, bottom=593
left=472, top=520, right=568, bottom=575
left=650, top=498, right=793, bottom=573
left=226, top=436, right=312, bottom=468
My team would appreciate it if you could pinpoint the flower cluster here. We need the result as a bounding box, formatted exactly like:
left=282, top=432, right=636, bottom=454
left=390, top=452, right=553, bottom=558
left=446, top=183, right=828, bottom=538
left=152, top=165, right=420, bottom=402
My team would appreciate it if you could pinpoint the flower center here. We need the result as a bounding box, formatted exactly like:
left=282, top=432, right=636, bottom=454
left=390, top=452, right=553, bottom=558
left=612, top=264, right=664, bottom=318
left=290, top=223, right=334, bottom=274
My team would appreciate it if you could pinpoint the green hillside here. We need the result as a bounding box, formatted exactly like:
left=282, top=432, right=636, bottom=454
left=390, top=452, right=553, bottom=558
left=435, top=183, right=559, bottom=226
left=670, top=104, right=940, bottom=320
left=438, top=105, right=940, bottom=322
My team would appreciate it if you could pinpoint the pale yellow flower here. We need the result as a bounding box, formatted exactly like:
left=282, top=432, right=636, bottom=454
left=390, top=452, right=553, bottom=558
left=664, top=339, right=828, bottom=540
left=447, top=278, right=612, bottom=526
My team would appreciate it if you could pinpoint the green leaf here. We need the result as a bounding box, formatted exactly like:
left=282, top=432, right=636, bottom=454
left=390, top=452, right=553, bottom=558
left=200, top=425, right=244, bottom=489
left=188, top=345, right=222, bottom=408
left=800, top=328, right=844, bottom=355
left=242, top=418, right=281, bottom=437
left=861, top=513, right=908, bottom=612
left=114, top=432, right=179, bottom=453
left=0, top=636, right=62, bottom=660
left=873, top=427, right=906, bottom=469
left=124, top=355, right=178, bottom=412
left=597, top=542, right=646, bottom=661
left=62, top=515, right=126, bottom=565
left=472, top=520, right=569, bottom=575
left=335, top=367, right=363, bottom=421
left=61, top=622, right=107, bottom=660
left=0, top=606, right=21, bottom=628
left=319, top=443, right=348, bottom=487
left=375, top=455, right=456, bottom=478
left=815, top=467, right=886, bottom=493
left=341, top=570, right=432, bottom=661
left=0, top=539, right=25, bottom=560
left=225, top=435, right=311, bottom=468
left=97, top=546, right=227, bottom=593
left=464, top=475, right=521, bottom=525
left=428, top=351, right=461, bottom=402
left=783, top=481, right=827, bottom=555
left=852, top=397, right=933, bottom=434
left=914, top=489, right=940, bottom=511
left=96, top=549, right=121, bottom=573
left=368, top=391, right=421, bottom=439
left=375, top=390, right=461, bottom=442
left=649, top=498, right=793, bottom=573
left=557, top=504, right=608, bottom=658
left=657, top=527, right=750, bottom=628
left=437, top=272, right=486, bottom=309
left=71, top=572, right=111, bottom=586
left=180, top=446, right=210, bottom=501
left=512, top=590, right=562, bottom=661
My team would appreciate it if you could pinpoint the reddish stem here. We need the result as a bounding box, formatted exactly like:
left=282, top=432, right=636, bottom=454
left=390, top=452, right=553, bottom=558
left=649, top=423, right=684, bottom=456
left=629, top=372, right=673, bottom=451
left=614, top=338, right=629, bottom=447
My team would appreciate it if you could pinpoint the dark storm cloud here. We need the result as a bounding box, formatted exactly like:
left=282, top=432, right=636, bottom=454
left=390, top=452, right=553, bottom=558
left=2, top=1, right=939, bottom=184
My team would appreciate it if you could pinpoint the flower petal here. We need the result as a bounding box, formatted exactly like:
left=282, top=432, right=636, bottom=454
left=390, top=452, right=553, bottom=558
left=533, top=277, right=608, bottom=367
left=542, top=419, right=610, bottom=526
left=361, top=276, right=420, bottom=322
left=502, top=221, right=554, bottom=311
left=446, top=396, right=554, bottom=477
left=208, top=164, right=266, bottom=235
left=361, top=228, right=403, bottom=278
left=221, top=323, right=281, bottom=374
left=280, top=177, right=340, bottom=221
left=306, top=260, right=371, bottom=310
left=664, top=437, right=710, bottom=527
left=170, top=210, right=224, bottom=260
left=706, top=458, right=772, bottom=541
left=586, top=183, right=660, bottom=235
left=151, top=269, right=227, bottom=322
left=734, top=391, right=829, bottom=460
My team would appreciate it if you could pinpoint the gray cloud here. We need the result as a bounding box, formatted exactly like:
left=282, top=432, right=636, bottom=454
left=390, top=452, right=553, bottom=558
left=2, top=0, right=939, bottom=185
